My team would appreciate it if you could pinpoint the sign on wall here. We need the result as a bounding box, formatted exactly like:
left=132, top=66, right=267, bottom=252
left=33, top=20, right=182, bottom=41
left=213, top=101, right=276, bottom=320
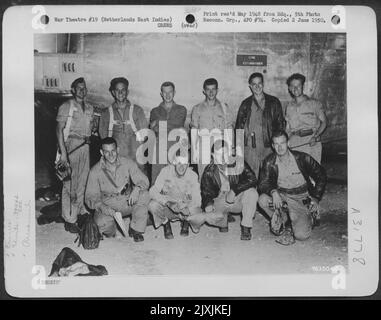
left=237, top=54, right=267, bottom=66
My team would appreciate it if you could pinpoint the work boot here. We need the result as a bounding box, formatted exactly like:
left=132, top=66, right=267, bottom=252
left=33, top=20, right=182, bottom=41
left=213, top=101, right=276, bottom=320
left=163, top=221, right=174, bottom=239
left=311, top=210, right=321, bottom=229
left=219, top=226, right=229, bottom=233
left=227, top=213, right=236, bottom=223
left=187, top=214, right=205, bottom=234
left=270, top=209, right=285, bottom=236
left=240, top=226, right=252, bottom=240
left=128, top=227, right=144, bottom=242
left=180, top=220, right=189, bottom=237
left=275, top=228, right=295, bottom=246
left=64, top=222, right=80, bottom=234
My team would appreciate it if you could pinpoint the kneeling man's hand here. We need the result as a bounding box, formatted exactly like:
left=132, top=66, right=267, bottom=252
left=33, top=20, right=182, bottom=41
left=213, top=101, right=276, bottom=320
left=128, top=187, right=140, bottom=206
left=309, top=197, right=319, bottom=212
left=181, top=207, right=190, bottom=216
left=271, top=190, right=283, bottom=209
left=309, top=136, right=317, bottom=146
left=205, top=205, right=215, bottom=213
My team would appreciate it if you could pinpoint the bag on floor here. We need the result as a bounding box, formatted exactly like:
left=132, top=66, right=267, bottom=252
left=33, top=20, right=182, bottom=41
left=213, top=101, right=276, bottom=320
left=35, top=186, right=60, bottom=201
left=49, top=247, right=108, bottom=277
left=37, top=201, right=64, bottom=225
left=75, top=213, right=103, bottom=250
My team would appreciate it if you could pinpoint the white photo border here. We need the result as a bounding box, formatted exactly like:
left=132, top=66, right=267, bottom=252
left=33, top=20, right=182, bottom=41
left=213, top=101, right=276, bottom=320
left=2, top=5, right=378, bottom=297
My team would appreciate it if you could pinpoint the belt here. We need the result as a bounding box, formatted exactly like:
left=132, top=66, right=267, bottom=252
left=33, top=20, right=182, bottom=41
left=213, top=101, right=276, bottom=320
left=278, top=184, right=308, bottom=195
left=68, top=134, right=91, bottom=142
left=66, top=135, right=91, bottom=155
left=292, top=129, right=314, bottom=137
left=102, top=192, right=122, bottom=198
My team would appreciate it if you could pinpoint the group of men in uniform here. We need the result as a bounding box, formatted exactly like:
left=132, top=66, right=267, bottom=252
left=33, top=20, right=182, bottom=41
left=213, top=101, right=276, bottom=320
left=55, top=72, right=327, bottom=245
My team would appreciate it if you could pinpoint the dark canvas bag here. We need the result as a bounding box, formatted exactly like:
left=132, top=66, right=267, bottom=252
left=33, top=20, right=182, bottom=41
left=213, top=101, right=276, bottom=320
left=49, top=247, right=108, bottom=277
left=75, top=213, right=103, bottom=250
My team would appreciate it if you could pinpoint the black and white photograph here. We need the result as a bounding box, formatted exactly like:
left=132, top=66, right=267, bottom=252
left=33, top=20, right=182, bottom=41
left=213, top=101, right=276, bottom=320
left=2, top=5, right=378, bottom=297
left=34, top=31, right=348, bottom=275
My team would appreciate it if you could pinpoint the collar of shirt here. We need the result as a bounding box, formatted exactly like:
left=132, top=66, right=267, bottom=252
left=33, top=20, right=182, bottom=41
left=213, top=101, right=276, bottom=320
left=252, top=93, right=265, bottom=111
left=217, top=164, right=229, bottom=178
left=202, top=98, right=222, bottom=110
left=169, top=164, right=191, bottom=180
left=292, top=94, right=309, bottom=106
left=275, top=150, right=295, bottom=167
left=158, top=101, right=178, bottom=113
left=113, top=100, right=131, bottom=110
left=73, top=99, right=91, bottom=112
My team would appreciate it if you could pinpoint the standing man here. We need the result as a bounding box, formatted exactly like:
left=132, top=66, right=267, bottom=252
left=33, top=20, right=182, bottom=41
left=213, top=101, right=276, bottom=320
left=99, top=77, right=148, bottom=169
left=201, top=142, right=259, bottom=240
left=258, top=130, right=327, bottom=245
left=235, top=72, right=285, bottom=176
left=150, top=81, right=187, bottom=183
left=285, top=73, right=327, bottom=163
left=148, top=155, right=205, bottom=239
left=56, top=77, right=94, bottom=233
left=85, top=137, right=150, bottom=242
left=190, top=78, right=235, bottom=180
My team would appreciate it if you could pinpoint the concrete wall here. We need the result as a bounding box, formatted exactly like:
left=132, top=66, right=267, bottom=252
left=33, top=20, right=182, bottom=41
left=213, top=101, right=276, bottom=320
left=83, top=33, right=308, bottom=109
left=309, top=33, right=346, bottom=151
left=35, top=32, right=344, bottom=147
left=81, top=32, right=346, bottom=144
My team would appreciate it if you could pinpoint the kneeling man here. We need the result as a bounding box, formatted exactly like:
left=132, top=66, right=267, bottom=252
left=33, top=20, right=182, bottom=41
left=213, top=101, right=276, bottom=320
left=85, top=137, right=150, bottom=242
left=258, top=130, right=327, bottom=245
left=201, top=142, right=259, bottom=240
left=149, top=155, right=207, bottom=239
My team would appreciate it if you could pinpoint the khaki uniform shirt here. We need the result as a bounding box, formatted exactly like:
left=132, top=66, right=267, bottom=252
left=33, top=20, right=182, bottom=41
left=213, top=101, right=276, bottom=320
left=276, top=152, right=307, bottom=190
left=285, top=96, right=324, bottom=133
left=190, top=99, right=234, bottom=131
left=149, top=165, right=201, bottom=211
left=56, top=98, right=94, bottom=138
left=85, top=156, right=149, bottom=212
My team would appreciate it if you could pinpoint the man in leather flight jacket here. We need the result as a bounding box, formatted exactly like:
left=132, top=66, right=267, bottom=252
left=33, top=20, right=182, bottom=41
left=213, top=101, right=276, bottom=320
left=201, top=142, right=259, bottom=240
left=235, top=73, right=285, bottom=176
left=258, top=130, right=327, bottom=244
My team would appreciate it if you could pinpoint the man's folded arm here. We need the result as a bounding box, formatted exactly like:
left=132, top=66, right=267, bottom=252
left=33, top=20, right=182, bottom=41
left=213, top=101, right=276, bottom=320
left=149, top=169, right=169, bottom=205
left=85, top=170, right=115, bottom=216
left=129, top=160, right=149, bottom=191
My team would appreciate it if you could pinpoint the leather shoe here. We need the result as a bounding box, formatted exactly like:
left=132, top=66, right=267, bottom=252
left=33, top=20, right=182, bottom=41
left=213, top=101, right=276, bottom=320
left=275, top=228, right=295, bottom=246
left=241, top=226, right=252, bottom=240
left=227, top=213, right=236, bottom=223
left=311, top=210, right=321, bottom=229
left=270, top=209, right=285, bottom=236
left=64, top=222, right=80, bottom=234
left=180, top=220, right=189, bottom=237
left=219, top=226, right=229, bottom=233
left=128, top=227, right=144, bottom=242
left=163, top=221, right=174, bottom=239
